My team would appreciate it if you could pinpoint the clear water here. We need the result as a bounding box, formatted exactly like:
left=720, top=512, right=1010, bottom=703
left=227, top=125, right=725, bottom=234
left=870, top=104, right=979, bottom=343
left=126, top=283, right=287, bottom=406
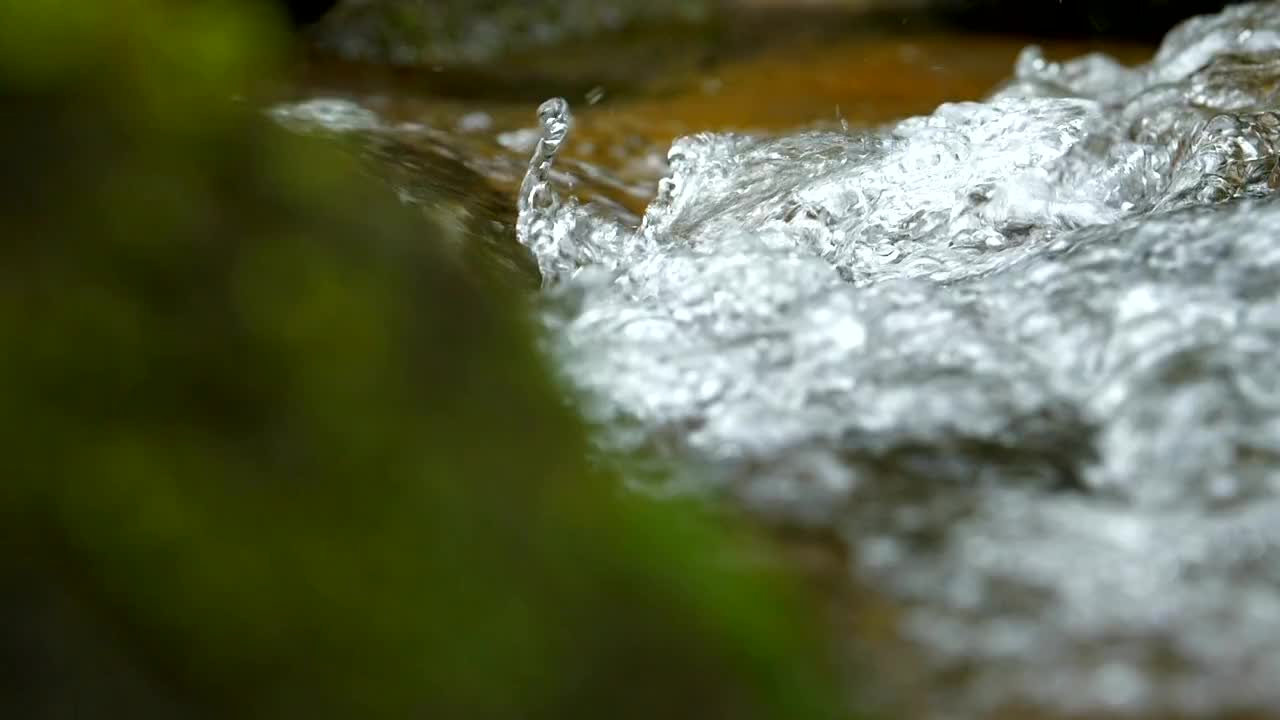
left=516, top=2, right=1280, bottom=716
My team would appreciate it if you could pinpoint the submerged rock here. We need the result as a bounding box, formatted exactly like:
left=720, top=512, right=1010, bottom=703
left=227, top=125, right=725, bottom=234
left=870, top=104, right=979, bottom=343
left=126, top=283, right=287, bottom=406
left=271, top=97, right=541, bottom=289
left=0, top=2, right=844, bottom=719
left=517, top=2, right=1280, bottom=717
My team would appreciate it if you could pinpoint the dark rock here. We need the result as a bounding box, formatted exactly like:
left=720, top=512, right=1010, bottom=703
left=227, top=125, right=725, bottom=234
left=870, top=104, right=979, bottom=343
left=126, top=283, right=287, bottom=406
left=280, top=0, right=341, bottom=26
left=307, top=0, right=714, bottom=67
left=935, top=0, right=1242, bottom=40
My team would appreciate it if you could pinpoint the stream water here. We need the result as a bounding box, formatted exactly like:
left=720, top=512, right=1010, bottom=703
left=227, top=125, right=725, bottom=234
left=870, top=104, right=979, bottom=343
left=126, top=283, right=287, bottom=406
left=279, top=3, right=1280, bottom=717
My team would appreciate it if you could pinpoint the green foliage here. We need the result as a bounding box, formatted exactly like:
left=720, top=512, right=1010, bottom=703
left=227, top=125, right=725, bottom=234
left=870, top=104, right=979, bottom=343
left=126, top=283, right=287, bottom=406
left=0, top=1, right=845, bottom=719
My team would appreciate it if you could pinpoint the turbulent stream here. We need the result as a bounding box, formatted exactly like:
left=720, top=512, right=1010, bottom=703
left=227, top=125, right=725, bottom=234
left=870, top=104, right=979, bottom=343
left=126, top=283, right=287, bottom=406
left=282, top=3, right=1280, bottom=717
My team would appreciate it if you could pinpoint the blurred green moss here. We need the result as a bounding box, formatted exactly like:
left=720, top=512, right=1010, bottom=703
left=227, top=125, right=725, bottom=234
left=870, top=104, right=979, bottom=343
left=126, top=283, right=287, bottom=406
left=0, top=1, right=846, bottom=719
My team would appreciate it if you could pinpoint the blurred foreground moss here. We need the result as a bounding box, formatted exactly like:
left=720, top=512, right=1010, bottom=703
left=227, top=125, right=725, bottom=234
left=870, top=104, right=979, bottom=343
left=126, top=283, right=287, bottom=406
left=0, top=1, right=846, bottom=718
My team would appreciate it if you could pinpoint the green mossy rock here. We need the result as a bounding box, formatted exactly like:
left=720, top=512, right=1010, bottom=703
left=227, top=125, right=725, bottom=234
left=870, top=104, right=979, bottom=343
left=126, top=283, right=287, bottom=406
left=0, top=2, right=844, bottom=719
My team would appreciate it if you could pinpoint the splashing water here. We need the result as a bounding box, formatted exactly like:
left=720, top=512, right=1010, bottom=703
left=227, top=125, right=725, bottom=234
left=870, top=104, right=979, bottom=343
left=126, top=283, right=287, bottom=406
left=518, top=3, right=1280, bottom=716
left=517, top=97, right=642, bottom=285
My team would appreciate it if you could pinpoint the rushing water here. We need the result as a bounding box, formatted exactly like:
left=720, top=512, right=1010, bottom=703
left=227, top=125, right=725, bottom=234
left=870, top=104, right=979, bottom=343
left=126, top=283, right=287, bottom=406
left=512, top=3, right=1280, bottom=717
left=272, top=3, right=1280, bottom=716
